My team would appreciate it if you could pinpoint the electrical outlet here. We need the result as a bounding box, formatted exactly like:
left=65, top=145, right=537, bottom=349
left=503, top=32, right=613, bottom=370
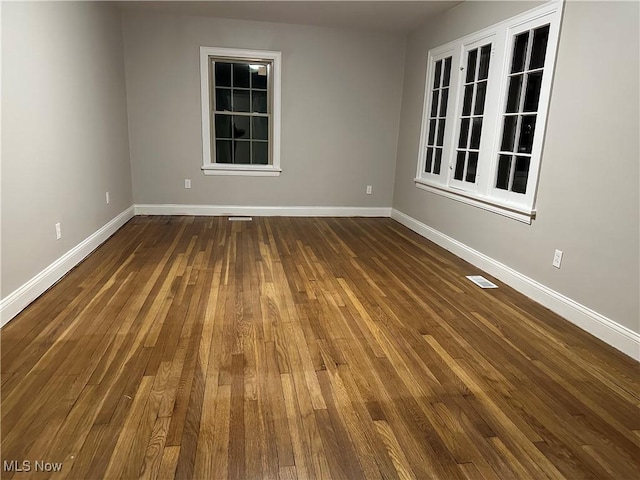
left=55, top=223, right=62, bottom=240
left=553, top=249, right=563, bottom=268
left=366, top=185, right=372, bottom=195
left=184, top=179, right=191, bottom=189
left=106, top=191, right=110, bottom=204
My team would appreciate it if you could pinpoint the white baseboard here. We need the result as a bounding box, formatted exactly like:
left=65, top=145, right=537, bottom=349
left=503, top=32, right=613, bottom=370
left=0, top=206, right=135, bottom=328
left=134, top=204, right=392, bottom=217
left=391, top=208, right=640, bottom=361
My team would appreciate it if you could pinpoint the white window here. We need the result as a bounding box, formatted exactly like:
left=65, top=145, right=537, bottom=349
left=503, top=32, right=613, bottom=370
left=415, top=2, right=563, bottom=223
left=200, top=47, right=282, bottom=176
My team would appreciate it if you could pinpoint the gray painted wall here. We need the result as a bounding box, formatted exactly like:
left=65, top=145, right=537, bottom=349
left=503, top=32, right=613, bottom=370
left=121, top=11, right=405, bottom=207
left=1, top=2, right=133, bottom=296
left=392, top=1, right=640, bottom=333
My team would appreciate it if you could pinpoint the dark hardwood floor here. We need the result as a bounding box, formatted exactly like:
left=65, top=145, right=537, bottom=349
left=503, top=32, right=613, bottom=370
left=1, top=216, right=638, bottom=479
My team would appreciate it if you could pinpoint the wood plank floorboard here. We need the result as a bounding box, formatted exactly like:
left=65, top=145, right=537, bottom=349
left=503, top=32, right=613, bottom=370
left=1, top=216, right=639, bottom=479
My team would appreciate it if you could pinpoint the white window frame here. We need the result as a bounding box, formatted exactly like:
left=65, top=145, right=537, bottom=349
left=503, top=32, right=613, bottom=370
left=414, top=1, right=564, bottom=223
left=200, top=46, right=282, bottom=176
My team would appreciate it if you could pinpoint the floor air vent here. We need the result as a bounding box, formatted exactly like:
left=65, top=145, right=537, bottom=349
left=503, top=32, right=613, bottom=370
left=228, top=216, right=253, bottom=221
left=466, top=275, right=498, bottom=289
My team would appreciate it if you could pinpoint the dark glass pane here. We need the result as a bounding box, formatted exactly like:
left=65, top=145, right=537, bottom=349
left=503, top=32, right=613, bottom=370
left=436, top=119, right=446, bottom=146
left=233, top=90, right=251, bottom=112
left=478, top=45, right=491, bottom=80
left=252, top=90, right=268, bottom=113
left=470, top=117, right=483, bottom=149
left=216, top=140, right=232, bottom=164
left=474, top=81, right=487, bottom=115
left=466, top=152, right=478, bottom=183
left=462, top=85, right=473, bottom=116
left=511, top=32, right=529, bottom=73
left=523, top=72, right=543, bottom=112
left=501, top=116, right=517, bottom=152
left=433, top=148, right=443, bottom=174
left=252, top=116, right=269, bottom=140
left=425, top=147, right=434, bottom=172
left=517, top=115, right=537, bottom=153
left=233, top=63, right=250, bottom=88
left=466, top=49, right=477, bottom=83
left=454, top=151, right=465, bottom=180
left=216, top=88, right=231, bottom=111
left=215, top=114, right=232, bottom=138
left=530, top=25, right=550, bottom=70
left=458, top=118, right=470, bottom=148
left=512, top=156, right=531, bottom=193
left=252, top=141, right=269, bottom=165
left=215, top=62, right=232, bottom=87
left=232, top=116, right=249, bottom=139
left=496, top=155, right=512, bottom=189
left=430, top=90, right=439, bottom=117
left=251, top=65, right=268, bottom=89
left=439, top=88, right=449, bottom=117
left=428, top=119, right=436, bottom=145
left=234, top=140, right=251, bottom=164
left=443, top=57, right=452, bottom=87
left=433, top=60, right=442, bottom=89
left=506, top=75, right=523, bottom=113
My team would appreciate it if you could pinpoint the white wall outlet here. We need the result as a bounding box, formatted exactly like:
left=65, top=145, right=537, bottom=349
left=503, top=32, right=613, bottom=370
left=55, top=223, right=62, bottom=240
left=553, top=249, right=563, bottom=268
left=184, top=179, right=191, bottom=189
left=366, top=185, right=372, bottom=195
left=106, top=191, right=110, bottom=204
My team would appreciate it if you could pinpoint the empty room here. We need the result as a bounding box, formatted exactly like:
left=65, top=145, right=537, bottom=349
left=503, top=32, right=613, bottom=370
left=1, top=0, right=639, bottom=478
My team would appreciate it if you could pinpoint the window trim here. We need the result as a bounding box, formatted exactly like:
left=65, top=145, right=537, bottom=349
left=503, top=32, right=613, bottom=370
left=414, top=1, right=564, bottom=223
left=200, top=46, right=282, bottom=176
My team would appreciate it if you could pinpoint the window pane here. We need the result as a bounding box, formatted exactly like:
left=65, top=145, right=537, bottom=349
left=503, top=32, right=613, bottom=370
left=478, top=45, right=491, bottom=80
left=233, top=63, right=250, bottom=88
left=523, top=72, right=543, bottom=112
left=511, top=32, right=529, bottom=73
left=233, top=90, right=251, bottom=112
left=428, top=119, right=436, bottom=145
left=454, top=151, right=465, bottom=180
left=436, top=119, right=446, bottom=146
left=216, top=88, right=231, bottom=111
left=215, top=114, right=232, bottom=138
left=234, top=140, right=251, bottom=164
left=470, top=117, right=482, bottom=149
left=232, top=116, right=250, bottom=139
left=251, top=67, right=268, bottom=89
left=252, top=141, right=269, bottom=165
left=512, top=156, right=531, bottom=193
left=252, top=116, right=269, bottom=140
left=439, top=88, right=449, bottom=117
left=433, top=60, right=442, bottom=89
left=517, top=115, right=536, bottom=154
left=458, top=118, right=470, bottom=148
left=501, top=116, right=517, bottom=152
left=443, top=57, right=452, bottom=87
left=215, top=62, right=232, bottom=87
left=216, top=140, right=233, bottom=164
left=506, top=75, right=523, bottom=113
left=430, top=90, right=439, bottom=117
left=462, top=85, right=473, bottom=116
left=466, top=152, right=478, bottom=183
left=474, top=81, right=487, bottom=115
left=529, top=25, right=550, bottom=70
left=466, top=49, right=477, bottom=83
left=496, top=155, right=512, bottom=189
left=425, top=147, right=434, bottom=172
left=433, top=148, right=443, bottom=174
left=252, top=90, right=268, bottom=113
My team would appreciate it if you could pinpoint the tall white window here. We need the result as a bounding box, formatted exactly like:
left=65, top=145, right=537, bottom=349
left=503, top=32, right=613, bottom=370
left=415, top=2, right=563, bottom=223
left=200, top=47, right=282, bottom=176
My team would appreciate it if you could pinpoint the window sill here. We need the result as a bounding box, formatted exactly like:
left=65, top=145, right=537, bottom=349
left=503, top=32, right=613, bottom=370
left=202, top=165, right=282, bottom=177
left=413, top=178, right=535, bottom=224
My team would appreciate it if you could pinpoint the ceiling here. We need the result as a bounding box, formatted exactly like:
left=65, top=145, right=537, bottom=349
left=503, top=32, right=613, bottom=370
left=116, top=1, right=463, bottom=34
